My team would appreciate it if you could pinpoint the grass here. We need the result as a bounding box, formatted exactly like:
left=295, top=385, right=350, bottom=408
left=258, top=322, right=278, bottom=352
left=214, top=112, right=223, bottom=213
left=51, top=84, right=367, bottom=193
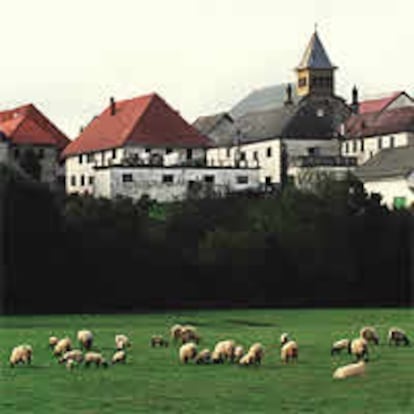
left=0, top=308, right=413, bottom=413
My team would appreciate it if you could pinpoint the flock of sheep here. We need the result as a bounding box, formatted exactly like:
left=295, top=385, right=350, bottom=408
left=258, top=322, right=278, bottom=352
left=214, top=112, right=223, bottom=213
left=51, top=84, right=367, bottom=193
left=9, top=330, right=131, bottom=370
left=169, top=324, right=410, bottom=380
left=7, top=323, right=410, bottom=381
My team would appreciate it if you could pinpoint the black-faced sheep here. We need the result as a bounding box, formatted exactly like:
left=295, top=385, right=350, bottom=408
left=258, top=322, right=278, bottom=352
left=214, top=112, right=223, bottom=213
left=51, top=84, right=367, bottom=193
left=179, top=342, right=197, bottom=364
left=115, top=334, right=131, bottom=350
left=333, top=360, right=366, bottom=379
left=180, top=326, right=200, bottom=344
left=360, top=326, right=379, bottom=345
left=331, top=339, right=350, bottom=356
left=112, top=350, right=127, bottom=365
left=280, top=333, right=290, bottom=346
left=84, top=352, right=108, bottom=367
left=49, top=336, right=59, bottom=349
left=348, top=337, right=369, bottom=362
left=9, top=344, right=32, bottom=367
left=388, top=327, right=410, bottom=346
left=194, top=349, right=211, bottom=364
left=150, top=335, right=169, bottom=347
left=281, top=340, right=298, bottom=363
left=77, top=330, right=93, bottom=350
left=54, top=337, right=72, bottom=356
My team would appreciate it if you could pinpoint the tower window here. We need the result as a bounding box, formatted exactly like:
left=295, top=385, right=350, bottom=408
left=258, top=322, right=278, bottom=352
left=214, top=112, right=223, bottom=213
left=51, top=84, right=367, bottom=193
left=298, top=77, right=307, bottom=87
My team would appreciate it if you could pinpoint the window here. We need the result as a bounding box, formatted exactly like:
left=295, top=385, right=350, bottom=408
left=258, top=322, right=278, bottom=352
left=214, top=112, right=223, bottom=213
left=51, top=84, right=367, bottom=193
left=145, top=148, right=151, bottom=153
left=298, top=77, right=307, bottom=87
left=352, top=140, right=357, bottom=152
left=253, top=151, right=258, bottom=161
left=162, top=174, right=174, bottom=183
left=308, top=147, right=320, bottom=156
left=226, top=147, right=231, bottom=158
left=112, top=149, right=117, bottom=159
left=87, top=153, right=94, bottom=163
left=344, top=142, right=349, bottom=154
left=265, top=176, right=272, bottom=186
left=70, top=175, right=76, bottom=186
left=266, top=147, right=272, bottom=157
left=237, top=176, right=248, bottom=184
left=393, top=197, right=407, bottom=210
left=80, top=175, right=85, bottom=186
left=38, top=148, right=44, bottom=159
left=204, top=175, right=215, bottom=183
left=166, top=148, right=172, bottom=154
left=122, top=173, right=133, bottom=182
left=378, top=137, right=382, bottom=150
left=390, top=136, right=395, bottom=148
left=186, top=148, right=193, bottom=160
left=360, top=139, right=365, bottom=152
left=88, top=176, right=94, bottom=185
left=240, top=151, right=246, bottom=161
left=78, top=154, right=83, bottom=164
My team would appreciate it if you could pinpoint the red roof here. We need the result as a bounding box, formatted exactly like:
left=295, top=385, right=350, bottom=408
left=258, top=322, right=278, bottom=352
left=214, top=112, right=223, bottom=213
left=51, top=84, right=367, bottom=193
left=62, top=93, right=212, bottom=157
left=358, top=91, right=403, bottom=114
left=345, top=106, right=414, bottom=139
left=0, top=104, right=70, bottom=149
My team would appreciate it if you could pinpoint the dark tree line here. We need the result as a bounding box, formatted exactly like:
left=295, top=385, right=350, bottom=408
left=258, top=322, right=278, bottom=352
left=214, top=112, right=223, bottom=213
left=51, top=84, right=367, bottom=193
left=1, top=165, right=413, bottom=314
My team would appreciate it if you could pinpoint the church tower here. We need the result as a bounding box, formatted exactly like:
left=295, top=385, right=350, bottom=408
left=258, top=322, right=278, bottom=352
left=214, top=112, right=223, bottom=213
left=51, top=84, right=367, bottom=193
left=296, top=29, right=337, bottom=97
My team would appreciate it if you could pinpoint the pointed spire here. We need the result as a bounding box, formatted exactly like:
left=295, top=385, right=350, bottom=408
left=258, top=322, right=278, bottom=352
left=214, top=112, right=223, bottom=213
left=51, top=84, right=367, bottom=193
left=297, top=30, right=336, bottom=70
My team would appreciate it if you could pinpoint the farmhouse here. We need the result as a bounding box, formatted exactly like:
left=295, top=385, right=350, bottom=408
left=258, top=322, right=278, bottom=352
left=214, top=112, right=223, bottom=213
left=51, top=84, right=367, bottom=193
left=0, top=104, right=69, bottom=186
left=63, top=93, right=260, bottom=202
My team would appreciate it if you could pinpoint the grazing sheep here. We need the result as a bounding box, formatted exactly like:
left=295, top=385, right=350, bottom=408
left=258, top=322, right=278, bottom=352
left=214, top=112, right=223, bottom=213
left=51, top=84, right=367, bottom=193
left=170, top=324, right=183, bottom=342
left=77, top=330, right=94, bottom=350
left=180, top=326, right=200, bottom=344
left=331, top=339, right=350, bottom=356
left=213, top=340, right=236, bottom=362
left=9, top=344, right=32, bottom=367
left=248, top=342, right=264, bottom=365
left=115, top=334, right=131, bottom=350
left=281, top=340, right=298, bottom=363
left=54, top=337, right=72, bottom=356
left=179, top=342, right=197, bottom=364
left=348, top=338, right=369, bottom=362
left=66, top=359, right=77, bottom=371
left=59, top=349, right=84, bottom=364
left=333, top=361, right=366, bottom=379
left=84, top=352, right=108, bottom=367
left=280, top=333, right=290, bottom=346
left=195, top=349, right=211, bottom=364
left=239, top=352, right=256, bottom=366
left=49, top=336, right=59, bottom=349
left=388, top=327, right=410, bottom=346
left=112, top=350, right=127, bottom=365
left=233, top=345, right=245, bottom=363
left=360, top=326, right=379, bottom=345
left=150, top=335, right=169, bottom=347
left=211, top=349, right=225, bottom=364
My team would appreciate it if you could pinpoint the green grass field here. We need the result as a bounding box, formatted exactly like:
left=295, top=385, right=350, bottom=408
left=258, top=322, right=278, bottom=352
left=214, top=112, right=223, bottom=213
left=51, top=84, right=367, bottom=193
left=0, top=308, right=413, bottom=414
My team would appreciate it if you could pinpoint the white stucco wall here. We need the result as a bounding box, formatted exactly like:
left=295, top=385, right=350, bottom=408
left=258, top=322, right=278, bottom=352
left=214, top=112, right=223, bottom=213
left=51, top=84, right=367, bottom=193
left=364, top=177, right=414, bottom=209
left=93, top=166, right=260, bottom=202
left=342, top=132, right=413, bottom=165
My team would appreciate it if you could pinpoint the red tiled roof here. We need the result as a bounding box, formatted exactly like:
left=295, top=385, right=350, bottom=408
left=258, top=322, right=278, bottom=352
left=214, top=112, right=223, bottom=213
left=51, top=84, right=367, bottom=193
left=0, top=104, right=70, bottom=149
left=345, top=106, right=414, bottom=139
left=62, top=93, right=212, bottom=157
left=358, top=91, right=403, bottom=114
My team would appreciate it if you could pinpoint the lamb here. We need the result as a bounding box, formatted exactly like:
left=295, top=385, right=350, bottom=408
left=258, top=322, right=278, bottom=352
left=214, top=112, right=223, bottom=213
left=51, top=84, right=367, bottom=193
left=333, top=361, right=366, bottom=379
left=112, top=350, right=127, bottom=365
left=179, top=342, right=197, bottom=364
left=348, top=337, right=369, bottom=362
left=331, top=339, right=350, bottom=356
left=281, top=340, right=298, bottom=363
left=54, top=337, right=72, bottom=356
left=213, top=340, right=236, bottom=362
left=233, top=345, right=245, bottom=363
left=360, top=326, right=379, bottom=345
left=280, top=333, right=290, bottom=346
left=77, top=330, right=93, bottom=350
left=248, top=343, right=264, bottom=365
left=49, top=336, right=59, bottom=349
left=388, top=327, right=410, bottom=346
left=194, top=349, right=211, bottom=364
left=84, top=352, right=108, bottom=367
left=150, top=335, right=169, bottom=347
left=115, top=334, right=131, bottom=350
left=59, top=349, right=84, bottom=364
left=9, top=344, right=33, bottom=367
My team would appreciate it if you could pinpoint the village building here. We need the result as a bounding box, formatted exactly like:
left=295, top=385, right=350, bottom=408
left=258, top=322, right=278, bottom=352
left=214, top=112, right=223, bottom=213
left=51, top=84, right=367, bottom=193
left=63, top=93, right=260, bottom=202
left=0, top=104, right=69, bottom=186
left=195, top=30, right=354, bottom=188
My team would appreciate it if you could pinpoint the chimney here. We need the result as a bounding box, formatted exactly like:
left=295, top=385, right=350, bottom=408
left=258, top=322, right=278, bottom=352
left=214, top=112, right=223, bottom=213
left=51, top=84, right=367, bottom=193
left=284, top=83, right=293, bottom=106
left=351, top=86, right=359, bottom=114
left=110, top=97, right=116, bottom=116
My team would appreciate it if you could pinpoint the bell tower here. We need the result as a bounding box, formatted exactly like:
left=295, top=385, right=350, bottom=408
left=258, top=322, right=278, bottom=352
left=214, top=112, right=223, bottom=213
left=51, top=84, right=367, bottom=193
left=296, top=29, right=337, bottom=97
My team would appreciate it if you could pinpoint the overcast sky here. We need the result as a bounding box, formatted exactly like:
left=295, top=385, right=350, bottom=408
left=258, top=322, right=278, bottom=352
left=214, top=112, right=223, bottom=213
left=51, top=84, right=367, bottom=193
left=1, top=0, right=412, bottom=138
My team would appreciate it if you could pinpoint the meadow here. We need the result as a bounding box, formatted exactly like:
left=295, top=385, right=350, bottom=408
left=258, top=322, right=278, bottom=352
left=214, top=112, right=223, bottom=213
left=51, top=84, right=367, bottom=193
left=0, top=308, right=413, bottom=414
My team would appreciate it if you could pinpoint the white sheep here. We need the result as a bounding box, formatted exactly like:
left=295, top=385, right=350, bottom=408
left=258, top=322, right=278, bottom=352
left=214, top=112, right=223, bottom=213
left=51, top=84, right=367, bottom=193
left=360, top=326, right=379, bottom=345
left=66, top=359, right=77, bottom=371
left=211, top=349, right=225, bottom=364
left=280, top=333, right=290, bottom=346
left=84, top=352, right=108, bottom=367
left=180, top=326, right=200, bottom=344
left=115, top=334, right=131, bottom=350
left=213, top=340, right=236, bottom=362
left=281, top=340, right=298, bottom=363
left=248, top=342, right=264, bottom=365
left=112, top=350, right=127, bottom=365
left=349, top=337, right=369, bottom=362
left=77, top=330, right=94, bottom=350
left=194, top=348, right=211, bottom=364
left=388, top=327, right=410, bottom=346
left=239, top=352, right=256, bottom=366
left=9, top=344, right=33, bottom=367
left=179, top=342, right=197, bottom=364
left=333, top=361, right=366, bottom=379
left=170, top=324, right=183, bottom=342
left=59, top=349, right=84, bottom=364
left=233, top=345, right=245, bottom=363
left=54, top=337, right=72, bottom=356
left=49, top=336, right=59, bottom=349
left=331, top=339, right=350, bottom=356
